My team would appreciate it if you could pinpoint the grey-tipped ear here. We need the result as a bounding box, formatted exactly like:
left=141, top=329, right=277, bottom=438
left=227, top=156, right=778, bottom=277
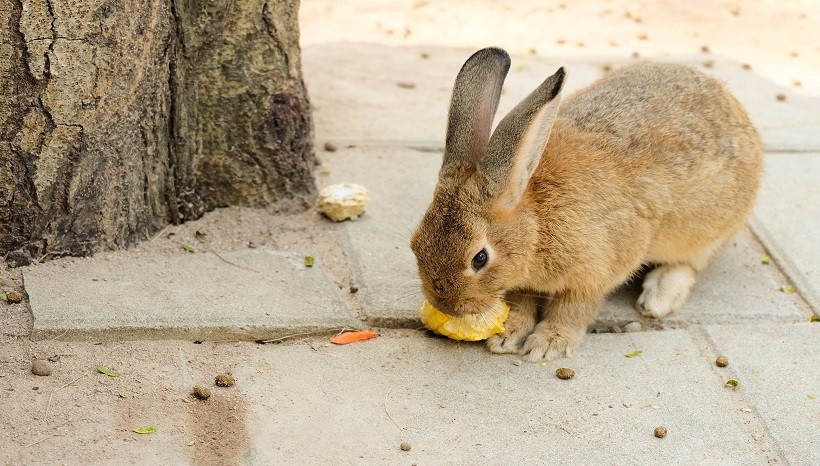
left=481, top=67, right=566, bottom=208
left=442, top=48, right=511, bottom=169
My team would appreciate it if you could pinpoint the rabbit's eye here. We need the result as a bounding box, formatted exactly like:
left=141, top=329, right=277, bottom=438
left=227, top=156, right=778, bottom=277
left=472, top=248, right=488, bottom=270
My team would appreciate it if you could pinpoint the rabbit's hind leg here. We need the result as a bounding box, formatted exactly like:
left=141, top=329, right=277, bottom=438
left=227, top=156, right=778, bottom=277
left=636, top=235, right=731, bottom=319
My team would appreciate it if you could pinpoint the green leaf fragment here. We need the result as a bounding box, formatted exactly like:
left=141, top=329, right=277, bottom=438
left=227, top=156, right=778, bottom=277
left=132, top=426, right=157, bottom=434
left=304, top=256, right=315, bottom=268
left=625, top=350, right=643, bottom=358
left=96, top=365, right=120, bottom=377
left=780, top=285, right=797, bottom=293
left=725, top=379, right=739, bottom=390
left=0, top=293, right=6, bottom=302
left=810, top=315, right=820, bottom=323
left=760, top=255, right=771, bottom=265
left=181, top=243, right=195, bottom=253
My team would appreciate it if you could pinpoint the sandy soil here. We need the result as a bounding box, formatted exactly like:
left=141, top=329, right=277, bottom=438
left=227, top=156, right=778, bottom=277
left=300, top=0, right=820, bottom=95
left=2, top=0, right=818, bottom=461
left=0, top=208, right=352, bottom=464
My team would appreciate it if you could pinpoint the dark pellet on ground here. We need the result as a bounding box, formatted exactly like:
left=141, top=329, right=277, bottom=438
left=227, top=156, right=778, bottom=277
left=193, top=385, right=212, bottom=400
left=31, top=360, right=51, bottom=376
left=215, top=373, right=235, bottom=387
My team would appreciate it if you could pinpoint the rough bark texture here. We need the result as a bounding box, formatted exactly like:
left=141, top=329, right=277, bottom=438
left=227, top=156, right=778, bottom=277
left=0, top=0, right=314, bottom=266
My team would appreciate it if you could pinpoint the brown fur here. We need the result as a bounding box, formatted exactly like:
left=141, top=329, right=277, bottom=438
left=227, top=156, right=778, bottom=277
left=411, top=50, right=763, bottom=362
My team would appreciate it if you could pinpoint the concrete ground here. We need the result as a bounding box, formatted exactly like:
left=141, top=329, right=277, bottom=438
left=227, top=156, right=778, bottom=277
left=1, top=1, right=819, bottom=464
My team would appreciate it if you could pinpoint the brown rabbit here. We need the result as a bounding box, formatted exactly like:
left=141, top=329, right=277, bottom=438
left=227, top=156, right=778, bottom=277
left=410, top=48, right=763, bottom=362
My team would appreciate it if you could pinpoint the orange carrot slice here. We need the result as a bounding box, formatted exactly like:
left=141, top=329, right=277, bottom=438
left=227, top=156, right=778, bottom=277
left=329, top=330, right=378, bottom=345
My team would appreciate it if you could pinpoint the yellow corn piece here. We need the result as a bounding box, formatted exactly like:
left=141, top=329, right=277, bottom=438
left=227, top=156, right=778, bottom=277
left=420, top=300, right=509, bottom=341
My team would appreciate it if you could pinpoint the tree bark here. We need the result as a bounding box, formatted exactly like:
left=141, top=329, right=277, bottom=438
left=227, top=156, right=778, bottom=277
left=0, top=0, right=314, bottom=266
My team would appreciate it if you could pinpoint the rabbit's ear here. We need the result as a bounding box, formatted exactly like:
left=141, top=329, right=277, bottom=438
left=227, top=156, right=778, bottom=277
left=442, top=48, right=511, bottom=170
left=483, top=67, right=565, bottom=209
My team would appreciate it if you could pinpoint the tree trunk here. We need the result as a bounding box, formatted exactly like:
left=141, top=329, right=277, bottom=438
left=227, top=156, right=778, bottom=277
left=0, top=0, right=314, bottom=266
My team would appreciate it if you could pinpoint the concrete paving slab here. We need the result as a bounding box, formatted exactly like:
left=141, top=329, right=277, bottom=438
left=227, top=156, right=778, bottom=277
left=238, top=330, right=768, bottom=464
left=322, top=147, right=437, bottom=325
left=304, top=43, right=605, bottom=146
left=305, top=44, right=820, bottom=152
left=706, top=323, right=820, bottom=465
left=751, top=153, right=820, bottom=314
left=600, top=229, right=806, bottom=327
left=323, top=148, right=805, bottom=327
left=24, top=250, right=356, bottom=341
left=698, top=58, right=820, bottom=152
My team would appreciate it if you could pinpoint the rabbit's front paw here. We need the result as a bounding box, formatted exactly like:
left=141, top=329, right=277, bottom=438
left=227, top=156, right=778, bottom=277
left=486, top=306, right=536, bottom=354
left=519, top=322, right=582, bottom=363
left=636, top=264, right=696, bottom=318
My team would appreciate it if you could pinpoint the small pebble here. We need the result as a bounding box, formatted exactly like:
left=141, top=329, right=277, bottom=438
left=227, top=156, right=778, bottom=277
left=323, top=142, right=338, bottom=152
left=31, top=360, right=51, bottom=376
left=349, top=285, right=359, bottom=294
left=702, top=60, right=714, bottom=68
left=6, top=291, right=23, bottom=304
left=701, top=45, right=710, bottom=53
left=624, top=322, right=642, bottom=332
left=715, top=355, right=729, bottom=367
left=512, top=359, right=523, bottom=367
left=420, top=52, right=429, bottom=59
left=555, top=368, right=575, bottom=380
left=400, top=442, right=411, bottom=451
left=776, top=93, right=787, bottom=101
left=631, top=51, right=640, bottom=58
left=215, top=373, right=235, bottom=387
left=654, top=426, right=667, bottom=438
left=637, top=33, right=648, bottom=40
left=610, top=325, right=622, bottom=333
left=741, top=63, right=752, bottom=70
left=397, top=82, right=416, bottom=89
left=192, top=385, right=212, bottom=400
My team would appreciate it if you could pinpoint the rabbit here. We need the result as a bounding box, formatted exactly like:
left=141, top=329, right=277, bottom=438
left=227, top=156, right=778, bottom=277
left=410, top=47, right=763, bottom=362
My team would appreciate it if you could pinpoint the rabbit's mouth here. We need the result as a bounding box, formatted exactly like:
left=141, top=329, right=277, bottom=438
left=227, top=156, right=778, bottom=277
left=433, top=296, right=503, bottom=318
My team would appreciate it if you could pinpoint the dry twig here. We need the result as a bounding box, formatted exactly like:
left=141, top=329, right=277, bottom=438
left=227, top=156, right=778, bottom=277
left=45, top=375, right=87, bottom=417
left=258, top=328, right=347, bottom=344
left=210, top=251, right=261, bottom=273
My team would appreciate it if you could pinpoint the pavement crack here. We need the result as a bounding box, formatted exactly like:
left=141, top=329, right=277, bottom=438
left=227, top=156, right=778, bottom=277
left=690, top=326, right=788, bottom=464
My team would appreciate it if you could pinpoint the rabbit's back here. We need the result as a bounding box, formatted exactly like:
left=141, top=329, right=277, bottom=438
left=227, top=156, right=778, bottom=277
left=542, top=63, right=763, bottom=264
left=558, top=63, right=760, bottom=165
